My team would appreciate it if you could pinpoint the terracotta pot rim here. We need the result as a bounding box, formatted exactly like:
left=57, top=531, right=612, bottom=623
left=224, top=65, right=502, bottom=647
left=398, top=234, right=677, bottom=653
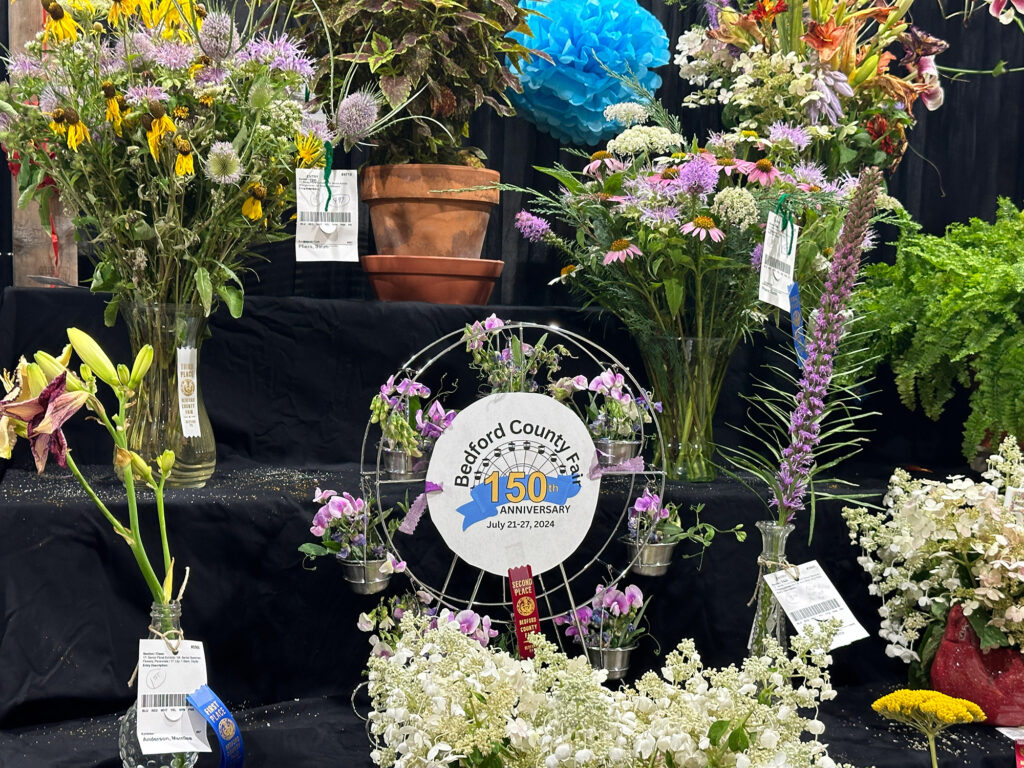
left=362, top=254, right=504, bottom=277
left=359, top=163, right=500, bottom=205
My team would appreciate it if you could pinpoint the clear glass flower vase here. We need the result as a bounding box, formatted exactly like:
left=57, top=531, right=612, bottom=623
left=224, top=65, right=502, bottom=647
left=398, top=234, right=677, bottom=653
left=118, top=602, right=198, bottom=768
left=121, top=303, right=216, bottom=488
left=748, top=520, right=795, bottom=656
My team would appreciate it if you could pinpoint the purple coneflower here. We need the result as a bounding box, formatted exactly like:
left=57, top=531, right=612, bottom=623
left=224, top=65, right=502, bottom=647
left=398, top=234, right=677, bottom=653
left=603, top=238, right=642, bottom=265
left=681, top=215, right=725, bottom=242
left=583, top=150, right=626, bottom=178
left=740, top=158, right=781, bottom=186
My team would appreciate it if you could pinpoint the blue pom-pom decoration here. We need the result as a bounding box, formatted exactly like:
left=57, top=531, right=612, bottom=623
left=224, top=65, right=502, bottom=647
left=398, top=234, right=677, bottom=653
left=507, top=0, right=670, bottom=146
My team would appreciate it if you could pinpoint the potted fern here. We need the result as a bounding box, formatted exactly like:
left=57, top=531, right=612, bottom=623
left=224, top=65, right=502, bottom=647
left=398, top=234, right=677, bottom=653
left=855, top=199, right=1024, bottom=463
left=299, top=0, right=541, bottom=301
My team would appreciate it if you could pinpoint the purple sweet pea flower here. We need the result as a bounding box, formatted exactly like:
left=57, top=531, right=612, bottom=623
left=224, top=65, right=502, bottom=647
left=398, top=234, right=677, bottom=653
left=483, top=314, right=505, bottom=331
left=624, top=584, right=644, bottom=609
left=396, top=378, right=430, bottom=398
left=313, top=487, right=337, bottom=504
left=632, top=488, right=661, bottom=515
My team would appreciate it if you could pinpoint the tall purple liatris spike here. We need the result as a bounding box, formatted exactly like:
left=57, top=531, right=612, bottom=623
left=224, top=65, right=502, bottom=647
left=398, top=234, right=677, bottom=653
left=771, top=167, right=883, bottom=521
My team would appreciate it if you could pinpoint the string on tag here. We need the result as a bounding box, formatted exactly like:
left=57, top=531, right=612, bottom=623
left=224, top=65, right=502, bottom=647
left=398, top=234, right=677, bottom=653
left=775, top=193, right=795, bottom=253
left=747, top=555, right=801, bottom=607
left=322, top=141, right=334, bottom=212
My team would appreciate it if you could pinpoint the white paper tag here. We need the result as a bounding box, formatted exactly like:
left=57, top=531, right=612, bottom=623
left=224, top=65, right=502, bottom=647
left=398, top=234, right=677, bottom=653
left=176, top=347, right=201, bottom=439
left=295, top=168, right=358, bottom=262
left=763, top=560, right=869, bottom=650
left=758, top=211, right=799, bottom=311
left=137, top=639, right=211, bottom=754
left=998, top=727, right=1024, bottom=741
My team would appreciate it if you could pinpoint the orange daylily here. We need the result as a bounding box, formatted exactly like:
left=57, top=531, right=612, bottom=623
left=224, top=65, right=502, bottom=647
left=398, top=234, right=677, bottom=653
left=802, top=19, right=848, bottom=62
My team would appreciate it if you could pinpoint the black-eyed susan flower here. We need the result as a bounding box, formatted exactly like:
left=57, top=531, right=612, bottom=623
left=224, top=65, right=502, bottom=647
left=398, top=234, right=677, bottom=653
left=42, top=2, right=80, bottom=43
left=295, top=133, right=323, bottom=169
left=242, top=183, right=266, bottom=221
left=102, top=82, right=123, bottom=135
left=107, top=0, right=130, bottom=24
left=62, top=107, right=89, bottom=152
left=145, top=100, right=175, bottom=160
left=48, top=107, right=67, bottom=137
left=173, top=136, right=194, bottom=176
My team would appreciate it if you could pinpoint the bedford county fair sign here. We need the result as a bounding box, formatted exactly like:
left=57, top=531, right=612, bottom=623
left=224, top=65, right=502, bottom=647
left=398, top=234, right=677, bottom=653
left=426, top=392, right=600, bottom=575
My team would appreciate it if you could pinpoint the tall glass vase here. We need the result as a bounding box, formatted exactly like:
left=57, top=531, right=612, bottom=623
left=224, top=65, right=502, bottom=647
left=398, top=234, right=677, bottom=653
left=748, top=520, right=795, bottom=656
left=118, top=602, right=198, bottom=768
left=122, top=303, right=216, bottom=488
left=639, top=336, right=732, bottom=482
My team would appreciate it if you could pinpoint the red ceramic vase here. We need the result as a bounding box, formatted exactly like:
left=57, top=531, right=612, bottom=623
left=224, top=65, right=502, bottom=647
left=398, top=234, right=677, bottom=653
left=930, top=604, right=1024, bottom=726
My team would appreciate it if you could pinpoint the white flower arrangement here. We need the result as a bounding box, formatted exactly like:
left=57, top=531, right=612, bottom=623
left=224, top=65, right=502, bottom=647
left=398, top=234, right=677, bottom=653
left=606, top=125, right=685, bottom=156
left=367, top=615, right=854, bottom=768
left=844, top=436, right=1024, bottom=670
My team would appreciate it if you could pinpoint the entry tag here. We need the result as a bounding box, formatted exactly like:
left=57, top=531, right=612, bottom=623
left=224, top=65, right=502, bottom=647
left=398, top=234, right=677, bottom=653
left=295, top=168, right=358, bottom=262
left=137, top=639, right=211, bottom=754
left=176, top=347, right=201, bottom=438
left=789, top=282, right=807, bottom=367
left=998, top=727, right=1024, bottom=741
left=508, top=565, right=542, bottom=658
left=758, top=211, right=799, bottom=310
left=763, top=560, right=868, bottom=650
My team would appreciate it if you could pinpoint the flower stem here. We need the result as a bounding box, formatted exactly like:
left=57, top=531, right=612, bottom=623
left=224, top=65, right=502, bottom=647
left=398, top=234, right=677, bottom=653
left=928, top=732, right=939, bottom=768
left=64, top=452, right=130, bottom=541
left=155, top=476, right=171, bottom=577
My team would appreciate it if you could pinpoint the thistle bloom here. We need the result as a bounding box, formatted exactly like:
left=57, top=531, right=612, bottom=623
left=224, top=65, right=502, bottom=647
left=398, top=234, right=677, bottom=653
left=603, top=238, right=641, bottom=265
left=680, top=215, right=725, bottom=242
left=335, top=91, right=379, bottom=145
left=514, top=210, right=552, bottom=243
left=204, top=141, right=242, bottom=184
left=198, top=10, right=237, bottom=61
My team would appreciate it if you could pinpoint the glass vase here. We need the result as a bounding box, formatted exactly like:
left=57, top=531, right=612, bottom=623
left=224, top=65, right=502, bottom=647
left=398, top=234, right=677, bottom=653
left=639, top=336, right=733, bottom=482
left=118, top=602, right=198, bottom=768
left=748, top=520, right=795, bottom=656
left=122, top=303, right=216, bottom=488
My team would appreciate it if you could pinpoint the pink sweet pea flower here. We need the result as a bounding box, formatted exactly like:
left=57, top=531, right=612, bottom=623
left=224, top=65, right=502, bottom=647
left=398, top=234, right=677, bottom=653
left=624, top=584, right=644, bottom=609
left=483, top=314, right=505, bottom=331
left=379, top=552, right=406, bottom=574
left=313, top=487, right=337, bottom=504
left=989, top=0, right=1024, bottom=19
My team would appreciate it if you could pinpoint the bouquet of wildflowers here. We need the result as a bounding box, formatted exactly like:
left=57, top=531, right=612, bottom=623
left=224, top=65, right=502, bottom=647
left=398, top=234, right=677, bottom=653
left=548, top=368, right=658, bottom=441
left=369, top=375, right=455, bottom=456
left=626, top=488, right=746, bottom=548
left=671, top=0, right=948, bottom=175
left=463, top=314, right=571, bottom=395
left=0, top=0, right=390, bottom=318
left=554, top=583, right=648, bottom=648
left=367, top=615, right=852, bottom=768
left=299, top=487, right=406, bottom=568
left=515, top=93, right=849, bottom=480
left=844, top=436, right=1024, bottom=680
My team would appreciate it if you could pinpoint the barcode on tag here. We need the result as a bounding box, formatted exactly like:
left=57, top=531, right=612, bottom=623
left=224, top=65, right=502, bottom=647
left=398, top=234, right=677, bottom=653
left=791, top=598, right=841, bottom=622
left=141, top=693, right=187, bottom=708
left=763, top=254, right=791, bottom=273
left=298, top=211, right=352, bottom=224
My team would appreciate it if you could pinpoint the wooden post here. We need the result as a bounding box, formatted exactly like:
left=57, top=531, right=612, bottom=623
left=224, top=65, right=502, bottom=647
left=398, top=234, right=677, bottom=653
left=8, top=0, right=78, bottom=287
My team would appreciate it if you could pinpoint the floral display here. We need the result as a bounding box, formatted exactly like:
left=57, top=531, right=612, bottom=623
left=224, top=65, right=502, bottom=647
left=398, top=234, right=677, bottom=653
left=514, top=91, right=851, bottom=480
left=554, top=583, right=648, bottom=648
left=464, top=314, right=571, bottom=395
left=0, top=0, right=358, bottom=319
left=854, top=199, right=1024, bottom=461
left=370, top=375, right=455, bottom=457
left=671, top=0, right=948, bottom=174
left=299, top=487, right=405, bottom=569
left=548, top=368, right=657, bottom=441
left=506, top=0, right=670, bottom=145
left=626, top=488, right=746, bottom=547
left=0, top=330, right=181, bottom=606
left=368, top=615, right=850, bottom=768
left=872, top=689, right=985, bottom=768
left=844, top=437, right=1024, bottom=680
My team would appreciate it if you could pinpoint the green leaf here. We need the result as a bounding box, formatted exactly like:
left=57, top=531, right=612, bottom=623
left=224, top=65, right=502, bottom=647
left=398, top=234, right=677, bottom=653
left=727, top=727, right=750, bottom=752
left=232, top=124, right=248, bottom=153
left=966, top=609, right=1011, bottom=650
left=708, top=720, right=730, bottom=746
left=380, top=73, right=413, bottom=108
left=103, top=298, right=121, bottom=328
left=90, top=262, right=118, bottom=292
left=534, top=166, right=583, bottom=195
left=36, top=189, right=53, bottom=230
left=298, top=543, right=329, bottom=557
left=131, top=221, right=157, bottom=241
left=217, top=284, right=244, bottom=319
left=664, top=278, right=684, bottom=317
left=195, top=267, right=213, bottom=315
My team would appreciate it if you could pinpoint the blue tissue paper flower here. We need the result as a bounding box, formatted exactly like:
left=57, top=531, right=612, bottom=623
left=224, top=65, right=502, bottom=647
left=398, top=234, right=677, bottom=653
left=508, top=0, right=670, bottom=146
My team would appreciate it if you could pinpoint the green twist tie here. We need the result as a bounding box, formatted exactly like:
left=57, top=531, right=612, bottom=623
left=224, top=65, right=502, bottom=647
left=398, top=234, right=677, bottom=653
left=775, top=192, right=795, bottom=252
left=323, top=140, right=334, bottom=212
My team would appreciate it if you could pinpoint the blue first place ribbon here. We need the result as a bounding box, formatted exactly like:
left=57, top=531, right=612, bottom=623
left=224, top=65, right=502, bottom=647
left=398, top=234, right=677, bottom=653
left=187, top=685, right=244, bottom=768
left=789, top=281, right=807, bottom=367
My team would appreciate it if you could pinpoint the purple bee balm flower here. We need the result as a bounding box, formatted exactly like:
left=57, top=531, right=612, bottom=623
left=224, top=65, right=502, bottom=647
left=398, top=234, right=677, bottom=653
left=8, top=53, right=42, bottom=80
left=792, top=161, right=827, bottom=188
left=768, top=122, right=811, bottom=150
left=194, top=65, right=229, bottom=88
left=514, top=210, right=552, bottom=243
left=125, top=85, right=168, bottom=106
left=677, top=156, right=720, bottom=197
left=771, top=168, right=882, bottom=520
left=640, top=206, right=681, bottom=226
left=153, top=40, right=196, bottom=70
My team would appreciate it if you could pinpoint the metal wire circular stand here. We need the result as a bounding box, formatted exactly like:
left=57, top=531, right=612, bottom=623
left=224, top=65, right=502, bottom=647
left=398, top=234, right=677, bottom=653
left=358, top=321, right=668, bottom=655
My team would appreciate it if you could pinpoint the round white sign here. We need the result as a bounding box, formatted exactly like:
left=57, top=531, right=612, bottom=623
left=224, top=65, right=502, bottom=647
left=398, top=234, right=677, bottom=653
left=426, top=392, right=600, bottom=576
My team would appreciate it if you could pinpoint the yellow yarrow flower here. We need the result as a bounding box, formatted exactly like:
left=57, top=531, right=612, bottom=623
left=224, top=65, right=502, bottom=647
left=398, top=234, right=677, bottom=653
left=63, top=108, right=90, bottom=152
left=295, top=133, right=323, bottom=168
left=873, top=689, right=985, bottom=768
left=42, top=3, right=80, bottom=43
left=242, top=183, right=266, bottom=220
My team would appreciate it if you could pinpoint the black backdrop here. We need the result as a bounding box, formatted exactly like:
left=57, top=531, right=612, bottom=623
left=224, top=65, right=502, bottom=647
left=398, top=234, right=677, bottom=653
left=0, top=0, right=1023, bottom=299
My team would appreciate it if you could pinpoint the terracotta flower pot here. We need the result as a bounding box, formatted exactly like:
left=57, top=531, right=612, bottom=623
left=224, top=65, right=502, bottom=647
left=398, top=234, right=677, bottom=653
left=361, top=254, right=503, bottom=305
left=359, top=164, right=500, bottom=259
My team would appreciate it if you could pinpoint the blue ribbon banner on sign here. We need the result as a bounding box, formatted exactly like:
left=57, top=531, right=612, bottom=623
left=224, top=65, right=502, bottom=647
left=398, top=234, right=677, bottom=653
left=187, top=685, right=244, bottom=768
left=789, top=282, right=807, bottom=367
left=457, top=472, right=582, bottom=530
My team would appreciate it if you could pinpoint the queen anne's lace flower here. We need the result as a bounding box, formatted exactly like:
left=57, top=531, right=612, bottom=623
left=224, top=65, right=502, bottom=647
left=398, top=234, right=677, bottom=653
left=711, top=186, right=759, bottom=229
left=606, top=125, right=684, bottom=156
